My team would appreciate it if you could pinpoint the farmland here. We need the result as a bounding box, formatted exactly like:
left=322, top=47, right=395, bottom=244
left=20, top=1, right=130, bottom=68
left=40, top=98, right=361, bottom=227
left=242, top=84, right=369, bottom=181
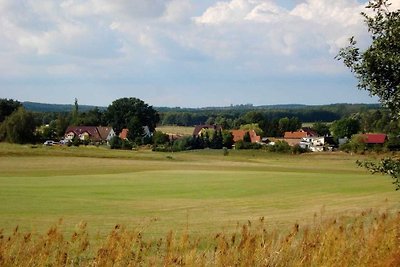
left=0, top=143, right=398, bottom=238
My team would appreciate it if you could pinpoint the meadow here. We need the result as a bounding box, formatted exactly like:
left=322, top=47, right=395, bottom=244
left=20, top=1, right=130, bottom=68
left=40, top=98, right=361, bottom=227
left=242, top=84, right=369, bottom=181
left=0, top=143, right=399, bottom=265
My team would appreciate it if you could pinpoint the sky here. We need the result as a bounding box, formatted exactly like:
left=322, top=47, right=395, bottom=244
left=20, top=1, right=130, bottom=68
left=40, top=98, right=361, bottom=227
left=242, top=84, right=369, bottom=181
left=0, top=0, right=397, bottom=108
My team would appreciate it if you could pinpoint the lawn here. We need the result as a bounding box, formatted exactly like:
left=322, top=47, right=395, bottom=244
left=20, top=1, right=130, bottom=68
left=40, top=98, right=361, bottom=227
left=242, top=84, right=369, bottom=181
left=0, top=143, right=398, bottom=239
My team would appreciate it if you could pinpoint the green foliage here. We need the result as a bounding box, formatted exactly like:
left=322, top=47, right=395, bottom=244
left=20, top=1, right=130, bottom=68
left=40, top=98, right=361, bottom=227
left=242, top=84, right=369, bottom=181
left=312, top=122, right=331, bottom=136
left=0, top=107, right=36, bottom=144
left=210, top=129, right=223, bottom=149
left=152, top=131, right=170, bottom=145
left=291, top=144, right=308, bottom=154
left=336, top=0, right=400, bottom=116
left=109, top=136, right=123, bottom=149
left=278, top=117, right=302, bottom=136
left=337, top=1, right=400, bottom=191
left=106, top=97, right=159, bottom=141
left=76, top=107, right=105, bottom=126
left=267, top=140, right=291, bottom=153
left=357, top=158, right=400, bottom=190
left=0, top=98, right=22, bottom=123
left=340, top=135, right=367, bottom=153
left=243, top=131, right=251, bottom=143
left=234, top=140, right=261, bottom=150
left=330, top=118, right=360, bottom=138
left=222, top=130, right=234, bottom=149
left=239, top=123, right=264, bottom=136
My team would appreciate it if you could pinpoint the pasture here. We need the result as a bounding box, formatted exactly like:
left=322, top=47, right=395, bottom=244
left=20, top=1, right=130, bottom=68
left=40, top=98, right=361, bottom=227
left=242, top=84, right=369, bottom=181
left=0, top=143, right=398, bottom=240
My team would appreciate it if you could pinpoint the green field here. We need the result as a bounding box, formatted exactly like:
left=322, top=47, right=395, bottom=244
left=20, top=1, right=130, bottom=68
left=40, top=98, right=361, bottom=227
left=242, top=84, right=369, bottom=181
left=0, top=143, right=398, bottom=239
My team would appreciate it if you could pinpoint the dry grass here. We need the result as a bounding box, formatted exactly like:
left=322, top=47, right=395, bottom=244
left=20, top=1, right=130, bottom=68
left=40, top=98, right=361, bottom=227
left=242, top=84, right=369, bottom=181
left=1, top=209, right=399, bottom=266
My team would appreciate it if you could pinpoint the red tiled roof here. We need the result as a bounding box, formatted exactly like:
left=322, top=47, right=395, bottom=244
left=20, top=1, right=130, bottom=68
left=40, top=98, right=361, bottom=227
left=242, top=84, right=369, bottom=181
left=361, top=133, right=387, bottom=144
left=284, top=131, right=308, bottom=139
left=119, top=128, right=129, bottom=140
left=65, top=126, right=102, bottom=141
left=231, top=130, right=261, bottom=143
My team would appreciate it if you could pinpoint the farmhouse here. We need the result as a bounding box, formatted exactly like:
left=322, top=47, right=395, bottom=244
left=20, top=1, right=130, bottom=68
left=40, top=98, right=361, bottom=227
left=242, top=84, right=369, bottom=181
left=284, top=128, right=319, bottom=146
left=65, top=126, right=116, bottom=144
left=231, top=130, right=261, bottom=143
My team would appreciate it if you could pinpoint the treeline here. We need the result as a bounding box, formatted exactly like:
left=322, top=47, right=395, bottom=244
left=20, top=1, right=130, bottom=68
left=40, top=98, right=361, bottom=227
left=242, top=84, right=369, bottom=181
left=159, top=103, right=380, bottom=127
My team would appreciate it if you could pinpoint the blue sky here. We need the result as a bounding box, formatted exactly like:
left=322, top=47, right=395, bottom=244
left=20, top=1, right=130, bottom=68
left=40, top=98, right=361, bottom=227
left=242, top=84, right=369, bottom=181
left=1, top=0, right=395, bottom=108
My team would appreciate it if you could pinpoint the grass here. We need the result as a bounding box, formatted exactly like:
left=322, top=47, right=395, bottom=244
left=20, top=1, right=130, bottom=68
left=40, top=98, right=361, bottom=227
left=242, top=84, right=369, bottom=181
left=0, top=143, right=398, bottom=240
left=156, top=125, right=194, bottom=136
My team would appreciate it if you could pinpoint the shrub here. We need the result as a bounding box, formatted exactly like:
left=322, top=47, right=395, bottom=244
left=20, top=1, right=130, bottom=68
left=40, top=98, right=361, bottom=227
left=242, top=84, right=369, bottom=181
left=267, top=140, right=291, bottom=153
left=109, top=136, right=123, bottom=149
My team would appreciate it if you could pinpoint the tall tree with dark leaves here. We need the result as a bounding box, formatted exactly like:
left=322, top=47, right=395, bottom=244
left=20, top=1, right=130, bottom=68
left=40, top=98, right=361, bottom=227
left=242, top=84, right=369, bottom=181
left=106, top=97, right=160, bottom=141
left=0, top=98, right=21, bottom=123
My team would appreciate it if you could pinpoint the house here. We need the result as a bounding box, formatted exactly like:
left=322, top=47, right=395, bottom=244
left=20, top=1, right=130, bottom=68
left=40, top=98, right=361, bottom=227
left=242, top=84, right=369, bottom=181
left=284, top=128, right=319, bottom=146
left=284, top=128, right=318, bottom=139
left=193, top=125, right=223, bottom=136
left=231, top=130, right=261, bottom=143
left=360, top=133, right=388, bottom=144
left=65, top=126, right=115, bottom=143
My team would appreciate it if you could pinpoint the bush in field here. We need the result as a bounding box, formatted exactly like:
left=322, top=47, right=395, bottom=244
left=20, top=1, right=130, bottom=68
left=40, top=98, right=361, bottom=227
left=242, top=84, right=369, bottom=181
left=109, top=136, right=123, bottom=149
left=234, top=140, right=261, bottom=150
left=267, top=140, right=291, bottom=153
left=153, top=131, right=170, bottom=145
left=291, top=144, right=308, bottom=154
left=340, top=135, right=366, bottom=153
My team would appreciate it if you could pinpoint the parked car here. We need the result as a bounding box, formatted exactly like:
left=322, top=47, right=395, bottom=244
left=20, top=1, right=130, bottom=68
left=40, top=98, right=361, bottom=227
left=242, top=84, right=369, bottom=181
left=59, top=139, right=71, bottom=145
left=43, top=140, right=55, bottom=146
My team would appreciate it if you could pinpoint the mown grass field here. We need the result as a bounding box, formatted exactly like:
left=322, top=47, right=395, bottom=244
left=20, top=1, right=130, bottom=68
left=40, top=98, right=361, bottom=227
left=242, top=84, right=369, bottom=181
left=0, top=143, right=398, bottom=240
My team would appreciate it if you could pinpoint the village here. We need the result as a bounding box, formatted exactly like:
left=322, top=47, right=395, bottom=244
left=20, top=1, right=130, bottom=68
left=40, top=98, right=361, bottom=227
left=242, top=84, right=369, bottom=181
left=55, top=123, right=389, bottom=153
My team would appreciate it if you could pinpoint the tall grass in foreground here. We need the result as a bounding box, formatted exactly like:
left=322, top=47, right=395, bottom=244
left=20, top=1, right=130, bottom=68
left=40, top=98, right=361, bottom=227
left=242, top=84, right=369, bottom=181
left=1, top=210, right=400, bottom=266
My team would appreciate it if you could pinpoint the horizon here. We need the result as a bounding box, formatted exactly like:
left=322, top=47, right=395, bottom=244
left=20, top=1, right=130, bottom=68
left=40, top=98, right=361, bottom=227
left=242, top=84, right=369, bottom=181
left=1, top=0, right=396, bottom=107
left=21, top=99, right=380, bottom=110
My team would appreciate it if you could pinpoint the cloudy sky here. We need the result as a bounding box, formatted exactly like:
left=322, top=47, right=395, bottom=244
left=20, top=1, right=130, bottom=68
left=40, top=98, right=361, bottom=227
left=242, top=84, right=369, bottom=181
left=0, top=0, right=397, bottom=107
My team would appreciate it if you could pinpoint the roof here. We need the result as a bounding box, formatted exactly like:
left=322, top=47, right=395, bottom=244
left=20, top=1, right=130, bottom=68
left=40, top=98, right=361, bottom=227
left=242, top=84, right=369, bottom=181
left=361, top=133, right=387, bottom=144
left=97, top=127, right=114, bottom=140
left=301, top=127, right=318, bottom=137
left=193, top=125, right=222, bottom=136
left=119, top=128, right=129, bottom=140
left=65, top=126, right=102, bottom=141
left=65, top=126, right=114, bottom=142
left=231, top=130, right=261, bottom=143
left=284, top=131, right=308, bottom=139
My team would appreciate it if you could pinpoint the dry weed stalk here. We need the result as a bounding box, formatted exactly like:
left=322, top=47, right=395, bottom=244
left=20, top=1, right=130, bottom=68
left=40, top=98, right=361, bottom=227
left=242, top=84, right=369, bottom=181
left=0, top=210, right=399, bottom=266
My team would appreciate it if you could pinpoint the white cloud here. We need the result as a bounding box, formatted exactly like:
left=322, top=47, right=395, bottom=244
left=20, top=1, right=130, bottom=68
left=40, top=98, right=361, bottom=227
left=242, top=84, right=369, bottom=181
left=0, top=0, right=387, bottom=106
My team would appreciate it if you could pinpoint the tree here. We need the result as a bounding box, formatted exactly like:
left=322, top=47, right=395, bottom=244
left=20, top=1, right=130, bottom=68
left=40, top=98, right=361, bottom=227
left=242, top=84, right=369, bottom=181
left=330, top=118, right=360, bottom=139
left=71, top=98, right=79, bottom=125
left=0, top=107, right=36, bottom=144
left=336, top=0, right=400, bottom=116
left=312, top=122, right=331, bottom=136
left=337, top=0, right=400, bottom=190
left=106, top=97, right=160, bottom=141
left=153, top=131, right=170, bottom=145
left=0, top=98, right=21, bottom=123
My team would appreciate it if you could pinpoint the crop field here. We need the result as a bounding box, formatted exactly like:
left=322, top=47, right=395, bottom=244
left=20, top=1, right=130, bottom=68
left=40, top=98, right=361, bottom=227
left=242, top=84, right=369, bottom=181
left=0, top=143, right=398, bottom=239
left=156, top=125, right=194, bottom=136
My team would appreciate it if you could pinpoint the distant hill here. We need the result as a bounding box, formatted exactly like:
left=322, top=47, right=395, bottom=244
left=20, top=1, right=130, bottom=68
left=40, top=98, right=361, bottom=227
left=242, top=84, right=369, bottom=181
left=23, top=102, right=106, bottom=113
left=23, top=101, right=380, bottom=114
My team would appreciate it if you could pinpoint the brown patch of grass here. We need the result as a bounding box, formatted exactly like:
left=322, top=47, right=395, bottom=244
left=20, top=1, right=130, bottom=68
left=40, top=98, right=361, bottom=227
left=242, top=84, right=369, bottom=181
left=1, top=209, right=400, bottom=266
